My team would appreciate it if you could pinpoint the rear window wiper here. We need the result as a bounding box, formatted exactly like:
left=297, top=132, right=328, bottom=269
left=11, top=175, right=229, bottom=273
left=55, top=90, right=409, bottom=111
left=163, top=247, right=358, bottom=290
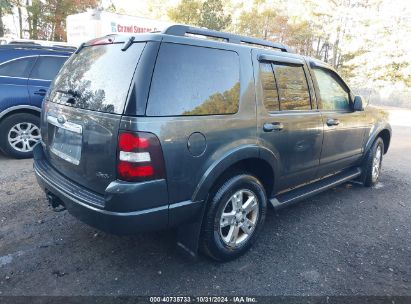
left=57, top=89, right=80, bottom=97
left=56, top=89, right=80, bottom=104
left=121, top=36, right=135, bottom=51
left=75, top=42, right=85, bottom=54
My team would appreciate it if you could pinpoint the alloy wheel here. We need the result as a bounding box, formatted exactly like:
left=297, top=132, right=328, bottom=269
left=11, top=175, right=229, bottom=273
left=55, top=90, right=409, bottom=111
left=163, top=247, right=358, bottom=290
left=372, top=145, right=382, bottom=181
left=219, top=189, right=259, bottom=247
left=7, top=122, right=41, bottom=153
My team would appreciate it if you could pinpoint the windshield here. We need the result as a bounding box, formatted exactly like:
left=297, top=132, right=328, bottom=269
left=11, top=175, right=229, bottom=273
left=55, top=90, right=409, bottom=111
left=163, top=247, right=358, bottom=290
left=49, top=42, right=145, bottom=114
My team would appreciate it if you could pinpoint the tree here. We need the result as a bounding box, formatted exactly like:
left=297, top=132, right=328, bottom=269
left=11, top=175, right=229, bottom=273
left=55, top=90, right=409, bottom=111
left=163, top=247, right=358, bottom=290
left=43, top=0, right=98, bottom=41
left=9, top=0, right=24, bottom=38
left=0, top=0, right=13, bottom=37
left=26, top=0, right=42, bottom=39
left=168, top=0, right=202, bottom=26
left=235, top=6, right=281, bottom=39
left=234, top=1, right=313, bottom=55
left=168, top=0, right=231, bottom=31
left=198, top=0, right=231, bottom=31
left=5, top=0, right=97, bottom=41
left=326, top=0, right=411, bottom=96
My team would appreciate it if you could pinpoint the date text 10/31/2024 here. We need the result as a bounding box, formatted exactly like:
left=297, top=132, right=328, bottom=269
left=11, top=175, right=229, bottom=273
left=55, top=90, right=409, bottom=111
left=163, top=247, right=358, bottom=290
left=149, top=296, right=257, bottom=303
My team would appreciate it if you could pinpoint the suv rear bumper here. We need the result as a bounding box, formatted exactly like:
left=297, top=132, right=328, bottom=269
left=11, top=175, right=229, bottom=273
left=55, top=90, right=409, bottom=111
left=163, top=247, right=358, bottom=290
left=33, top=144, right=203, bottom=234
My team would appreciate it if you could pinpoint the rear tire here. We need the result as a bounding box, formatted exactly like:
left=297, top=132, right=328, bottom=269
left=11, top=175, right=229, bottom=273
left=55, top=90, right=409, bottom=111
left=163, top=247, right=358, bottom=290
left=362, top=137, right=384, bottom=187
left=200, top=174, right=267, bottom=262
left=0, top=113, right=41, bottom=159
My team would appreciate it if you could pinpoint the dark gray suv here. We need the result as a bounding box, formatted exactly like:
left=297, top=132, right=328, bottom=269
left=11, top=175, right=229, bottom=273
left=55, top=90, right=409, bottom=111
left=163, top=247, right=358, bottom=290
left=33, top=25, right=391, bottom=261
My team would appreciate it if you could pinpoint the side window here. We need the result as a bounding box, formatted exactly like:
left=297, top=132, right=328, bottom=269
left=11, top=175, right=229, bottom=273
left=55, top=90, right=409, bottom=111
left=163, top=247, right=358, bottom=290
left=273, top=63, right=311, bottom=111
left=260, top=62, right=279, bottom=111
left=313, top=68, right=350, bottom=111
left=146, top=43, right=240, bottom=116
left=0, top=57, right=36, bottom=78
left=30, top=56, right=67, bottom=80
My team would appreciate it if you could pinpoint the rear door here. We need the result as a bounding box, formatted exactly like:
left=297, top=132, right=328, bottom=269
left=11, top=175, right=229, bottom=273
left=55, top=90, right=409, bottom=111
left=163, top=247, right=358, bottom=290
left=28, top=55, right=68, bottom=108
left=41, top=42, right=146, bottom=194
left=253, top=51, right=323, bottom=191
left=0, top=56, right=35, bottom=113
left=310, top=64, right=367, bottom=176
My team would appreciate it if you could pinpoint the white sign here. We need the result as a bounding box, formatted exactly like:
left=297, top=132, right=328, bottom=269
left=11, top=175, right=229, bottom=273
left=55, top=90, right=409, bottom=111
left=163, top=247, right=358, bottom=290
left=67, top=10, right=172, bottom=46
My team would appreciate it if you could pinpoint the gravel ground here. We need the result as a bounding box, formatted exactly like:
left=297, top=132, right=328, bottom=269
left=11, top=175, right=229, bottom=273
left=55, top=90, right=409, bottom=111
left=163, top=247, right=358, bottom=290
left=0, top=124, right=410, bottom=297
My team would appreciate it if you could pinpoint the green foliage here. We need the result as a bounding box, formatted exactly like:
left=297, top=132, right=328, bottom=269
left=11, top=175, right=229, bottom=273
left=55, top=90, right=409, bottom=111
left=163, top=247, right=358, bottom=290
left=373, top=62, right=411, bottom=88
left=168, top=0, right=202, bottom=26
left=0, top=0, right=13, bottom=36
left=198, top=0, right=231, bottom=31
left=235, top=6, right=315, bottom=56
left=236, top=7, right=278, bottom=39
left=168, top=0, right=231, bottom=31
left=26, top=0, right=42, bottom=40
left=6, top=0, right=97, bottom=41
left=0, top=0, right=12, bottom=14
left=41, top=0, right=98, bottom=41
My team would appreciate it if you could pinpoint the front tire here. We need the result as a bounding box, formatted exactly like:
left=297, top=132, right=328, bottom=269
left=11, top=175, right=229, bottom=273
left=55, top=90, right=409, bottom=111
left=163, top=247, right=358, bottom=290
left=200, top=174, right=267, bottom=261
left=362, top=137, right=384, bottom=187
left=0, top=113, right=41, bottom=159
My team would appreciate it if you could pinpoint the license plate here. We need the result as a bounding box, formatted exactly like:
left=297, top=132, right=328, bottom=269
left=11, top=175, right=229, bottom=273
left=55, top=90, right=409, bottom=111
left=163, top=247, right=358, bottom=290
left=48, top=116, right=82, bottom=165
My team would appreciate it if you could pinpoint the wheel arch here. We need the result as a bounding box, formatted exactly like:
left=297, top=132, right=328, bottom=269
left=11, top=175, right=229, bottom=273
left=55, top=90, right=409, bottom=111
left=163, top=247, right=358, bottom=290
left=0, top=106, right=41, bottom=123
left=378, top=129, right=391, bottom=154
left=192, top=145, right=279, bottom=202
left=364, top=125, right=391, bottom=157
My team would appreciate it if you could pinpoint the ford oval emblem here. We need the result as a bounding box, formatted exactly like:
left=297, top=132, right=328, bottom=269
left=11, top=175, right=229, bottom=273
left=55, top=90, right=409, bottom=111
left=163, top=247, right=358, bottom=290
left=57, top=115, right=66, bottom=124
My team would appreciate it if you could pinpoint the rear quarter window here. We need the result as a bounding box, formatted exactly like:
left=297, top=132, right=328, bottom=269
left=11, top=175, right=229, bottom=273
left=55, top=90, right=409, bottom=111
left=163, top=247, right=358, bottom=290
left=30, top=56, right=67, bottom=80
left=146, top=43, right=240, bottom=116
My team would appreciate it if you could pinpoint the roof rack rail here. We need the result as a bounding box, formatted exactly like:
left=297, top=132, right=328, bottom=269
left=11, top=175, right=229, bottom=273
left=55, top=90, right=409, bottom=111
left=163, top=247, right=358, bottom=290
left=0, top=43, right=76, bottom=52
left=162, top=25, right=291, bottom=53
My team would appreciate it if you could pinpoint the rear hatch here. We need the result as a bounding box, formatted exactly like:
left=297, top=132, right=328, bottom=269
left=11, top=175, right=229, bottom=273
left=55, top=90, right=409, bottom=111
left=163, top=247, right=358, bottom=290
left=41, top=38, right=146, bottom=195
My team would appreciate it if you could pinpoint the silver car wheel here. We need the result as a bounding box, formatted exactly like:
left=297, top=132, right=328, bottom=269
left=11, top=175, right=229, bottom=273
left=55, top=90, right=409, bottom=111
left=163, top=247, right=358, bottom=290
left=219, top=189, right=259, bottom=247
left=372, top=145, right=382, bottom=181
left=7, top=122, right=41, bottom=153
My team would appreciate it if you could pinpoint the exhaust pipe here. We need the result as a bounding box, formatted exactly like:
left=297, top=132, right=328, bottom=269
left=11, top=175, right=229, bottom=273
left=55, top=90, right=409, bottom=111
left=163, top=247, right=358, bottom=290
left=46, top=192, right=66, bottom=212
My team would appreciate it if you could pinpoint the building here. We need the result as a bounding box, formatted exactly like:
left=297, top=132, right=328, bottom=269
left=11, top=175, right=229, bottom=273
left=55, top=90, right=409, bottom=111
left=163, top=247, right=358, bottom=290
left=66, top=10, right=172, bottom=46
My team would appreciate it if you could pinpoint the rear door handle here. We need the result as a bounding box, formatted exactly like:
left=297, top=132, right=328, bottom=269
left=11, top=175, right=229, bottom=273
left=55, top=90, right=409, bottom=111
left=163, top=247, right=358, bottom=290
left=34, top=89, right=47, bottom=96
left=263, top=122, right=284, bottom=132
left=326, top=118, right=340, bottom=126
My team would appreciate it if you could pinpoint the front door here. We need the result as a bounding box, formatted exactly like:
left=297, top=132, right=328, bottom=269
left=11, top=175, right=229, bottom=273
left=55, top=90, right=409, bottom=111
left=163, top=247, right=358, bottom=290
left=253, top=51, right=323, bottom=192
left=309, top=64, right=367, bottom=177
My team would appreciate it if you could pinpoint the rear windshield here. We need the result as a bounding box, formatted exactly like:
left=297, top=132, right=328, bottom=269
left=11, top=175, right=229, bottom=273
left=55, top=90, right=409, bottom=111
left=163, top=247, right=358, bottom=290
left=49, top=42, right=145, bottom=114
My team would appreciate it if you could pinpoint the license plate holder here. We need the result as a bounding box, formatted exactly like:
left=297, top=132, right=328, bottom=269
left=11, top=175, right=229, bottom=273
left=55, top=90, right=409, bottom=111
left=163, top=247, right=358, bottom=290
left=48, top=116, right=82, bottom=165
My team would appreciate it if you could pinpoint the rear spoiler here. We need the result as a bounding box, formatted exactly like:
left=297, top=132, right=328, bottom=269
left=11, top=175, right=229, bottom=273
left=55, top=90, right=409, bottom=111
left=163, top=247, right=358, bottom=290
left=75, top=35, right=134, bottom=54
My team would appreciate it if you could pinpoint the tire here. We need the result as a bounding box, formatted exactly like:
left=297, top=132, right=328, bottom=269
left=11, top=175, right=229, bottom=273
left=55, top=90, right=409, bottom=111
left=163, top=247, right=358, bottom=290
left=0, top=113, right=41, bottom=159
left=362, top=137, right=384, bottom=187
left=200, top=174, right=267, bottom=261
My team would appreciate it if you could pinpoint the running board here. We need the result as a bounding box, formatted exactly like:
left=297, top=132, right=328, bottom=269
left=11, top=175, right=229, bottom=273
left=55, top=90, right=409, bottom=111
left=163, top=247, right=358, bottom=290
left=270, top=167, right=362, bottom=210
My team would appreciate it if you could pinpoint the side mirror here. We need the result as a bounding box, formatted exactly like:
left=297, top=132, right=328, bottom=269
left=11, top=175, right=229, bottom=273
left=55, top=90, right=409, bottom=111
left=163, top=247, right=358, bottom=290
left=353, top=95, right=364, bottom=111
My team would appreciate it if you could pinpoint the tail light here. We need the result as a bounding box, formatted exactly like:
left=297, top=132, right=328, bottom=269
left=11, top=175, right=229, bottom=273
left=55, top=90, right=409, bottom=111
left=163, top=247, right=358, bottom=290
left=117, top=131, right=166, bottom=182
